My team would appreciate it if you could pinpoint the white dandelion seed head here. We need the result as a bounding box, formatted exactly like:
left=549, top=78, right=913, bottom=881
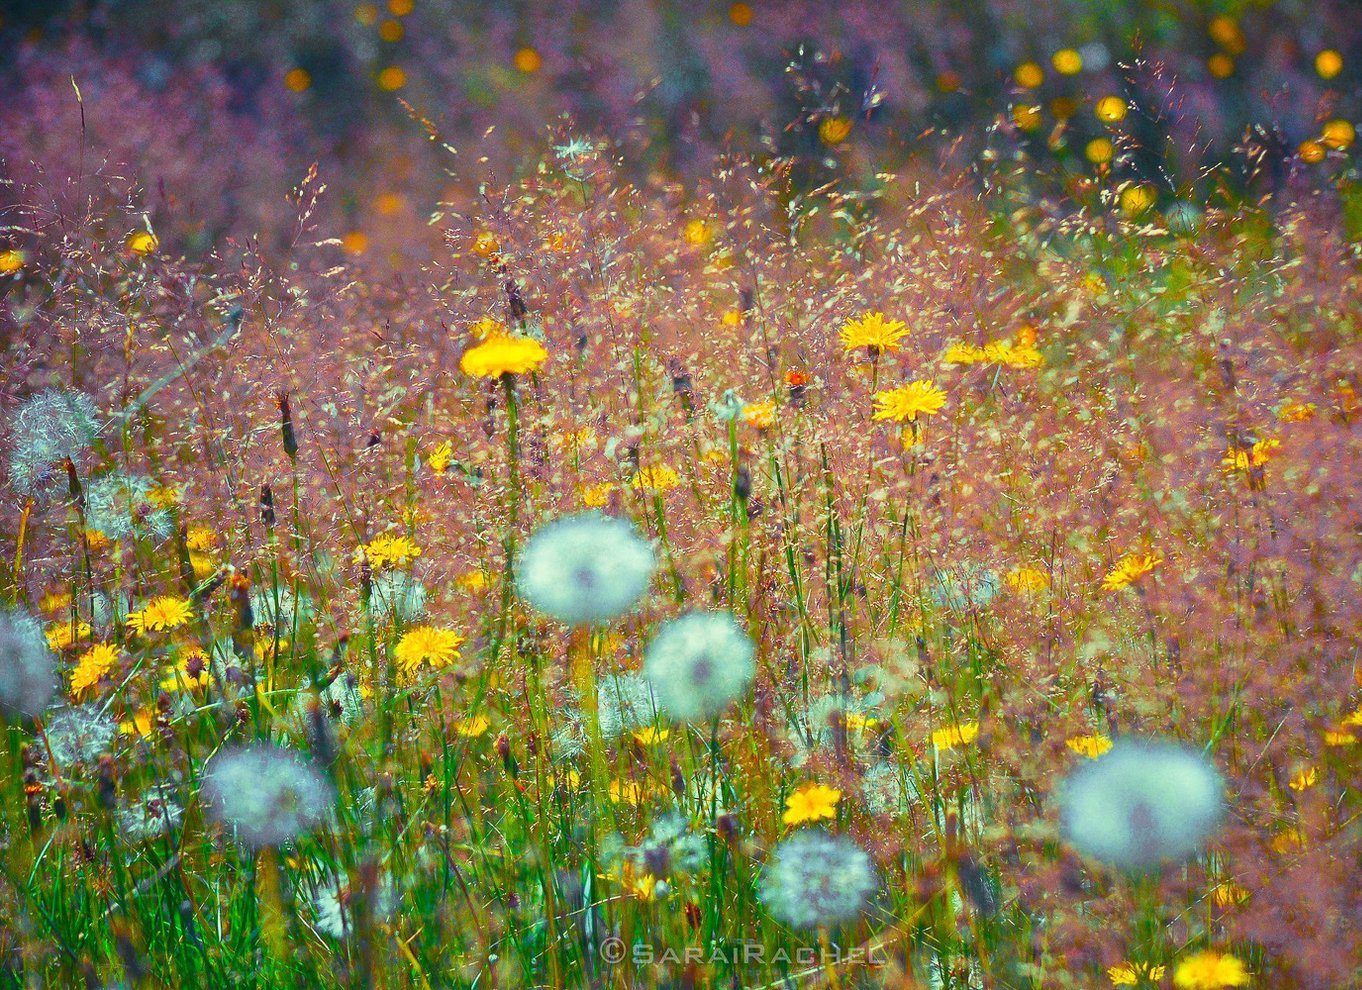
left=515, top=512, right=656, bottom=625
left=201, top=744, right=333, bottom=849
left=0, top=608, right=57, bottom=720
left=643, top=611, right=755, bottom=723
left=43, top=705, right=118, bottom=765
left=590, top=672, right=660, bottom=738
left=368, top=571, right=428, bottom=622
left=311, top=872, right=397, bottom=940
left=118, top=785, right=184, bottom=843
left=1058, top=737, right=1224, bottom=871
left=84, top=473, right=174, bottom=541
left=758, top=829, right=878, bottom=930
left=7, top=389, right=100, bottom=495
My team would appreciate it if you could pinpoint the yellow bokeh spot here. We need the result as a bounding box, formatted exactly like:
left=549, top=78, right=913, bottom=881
left=375, top=192, right=404, bottom=215
left=1014, top=61, right=1044, bottom=89
left=378, top=18, right=404, bottom=41
left=1012, top=104, right=1042, bottom=131
left=284, top=67, right=311, bottom=92
left=1207, top=53, right=1235, bottom=79
left=471, top=230, right=500, bottom=256
left=728, top=2, right=753, bottom=26
left=1095, top=95, right=1127, bottom=124
left=1316, top=49, right=1343, bottom=80
left=388, top=0, right=413, bottom=13
left=1298, top=139, right=1326, bottom=164
left=1208, top=16, right=1245, bottom=54
left=126, top=231, right=158, bottom=255
left=1322, top=119, right=1355, bottom=150
left=1085, top=136, right=1114, bottom=164
left=377, top=65, right=406, bottom=90
left=513, top=47, right=542, bottom=73
left=342, top=230, right=369, bottom=255
left=354, top=3, right=379, bottom=25
left=936, top=71, right=961, bottom=93
left=0, top=249, right=25, bottom=273
left=1120, top=184, right=1156, bottom=217
left=819, top=116, right=853, bottom=144
left=1051, top=49, right=1082, bottom=75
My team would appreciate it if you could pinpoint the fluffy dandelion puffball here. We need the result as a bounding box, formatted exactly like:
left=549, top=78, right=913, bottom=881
left=516, top=512, right=656, bottom=625
left=0, top=608, right=58, bottom=720
left=643, top=610, right=755, bottom=722
left=1058, top=738, right=1223, bottom=870
left=758, top=829, right=877, bottom=929
left=201, top=745, right=333, bottom=849
left=6, top=389, right=100, bottom=494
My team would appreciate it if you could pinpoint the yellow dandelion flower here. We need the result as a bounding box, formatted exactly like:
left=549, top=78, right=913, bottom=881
left=844, top=712, right=879, bottom=731
left=632, top=726, right=671, bottom=746
left=459, top=335, right=548, bottom=378
left=682, top=219, right=712, bottom=245
left=1315, top=49, right=1343, bottom=81
left=1014, top=61, right=1044, bottom=88
left=84, top=529, right=112, bottom=551
left=359, top=533, right=422, bottom=569
left=159, top=652, right=211, bottom=692
left=740, top=400, right=777, bottom=429
left=1066, top=734, right=1114, bottom=758
left=1323, top=728, right=1356, bottom=746
left=839, top=311, right=909, bottom=356
left=943, top=343, right=986, bottom=365
left=1095, top=95, right=1128, bottom=123
left=393, top=626, right=465, bottom=681
left=454, top=714, right=490, bottom=737
left=376, top=65, right=406, bottom=91
left=1052, top=49, right=1082, bottom=75
left=46, top=620, right=92, bottom=651
left=600, top=861, right=658, bottom=900
left=872, top=380, right=948, bottom=423
left=119, top=709, right=157, bottom=738
left=470, top=230, right=500, bottom=256
left=1277, top=401, right=1316, bottom=423
left=1005, top=567, right=1050, bottom=593
left=782, top=782, right=842, bottom=825
left=0, top=249, right=27, bottom=273
left=1270, top=827, right=1306, bottom=853
left=126, top=597, right=194, bottom=635
left=580, top=481, right=613, bottom=508
left=428, top=440, right=454, bottom=476
left=630, top=465, right=679, bottom=492
left=1322, top=119, right=1355, bottom=151
left=1211, top=882, right=1250, bottom=908
left=1109, top=963, right=1167, bottom=986
left=39, top=591, right=73, bottom=614
left=931, top=721, right=980, bottom=750
left=1288, top=766, right=1318, bottom=791
left=71, top=643, right=119, bottom=698
left=185, top=526, right=220, bottom=552
left=126, top=231, right=159, bottom=255
left=146, top=485, right=180, bottom=510
left=818, top=116, right=853, bottom=144
left=1221, top=438, right=1279, bottom=475
left=609, top=779, right=647, bottom=805
left=1173, top=951, right=1249, bottom=990
left=456, top=571, right=490, bottom=592
left=1101, top=552, right=1163, bottom=592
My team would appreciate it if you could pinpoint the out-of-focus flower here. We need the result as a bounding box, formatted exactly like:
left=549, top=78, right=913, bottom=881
left=819, top=116, right=853, bottom=144
left=782, top=782, right=841, bottom=825
left=682, top=219, right=712, bottom=245
left=1005, top=567, right=1050, bottom=593
left=0, top=609, right=57, bottom=719
left=1221, top=438, right=1279, bottom=475
left=643, top=611, right=755, bottom=723
left=740, top=400, right=777, bottom=429
left=71, top=643, right=119, bottom=698
left=428, top=440, right=454, bottom=475
left=1276, top=401, right=1316, bottom=423
left=201, top=744, right=332, bottom=848
left=932, top=721, right=979, bottom=750
left=758, top=829, right=877, bottom=929
left=1109, top=963, right=1167, bottom=986
left=460, top=335, right=548, bottom=378
left=516, top=512, right=655, bottom=626
left=1095, top=95, right=1128, bottom=123
left=454, top=714, right=490, bottom=737
left=45, top=619, right=92, bottom=651
left=43, top=705, right=118, bottom=764
left=839, top=312, right=909, bottom=356
left=872, top=380, right=947, bottom=423
left=1173, top=951, right=1249, bottom=989
left=1059, top=738, right=1223, bottom=870
left=630, top=465, right=679, bottom=493
left=1066, top=734, right=1113, bottom=759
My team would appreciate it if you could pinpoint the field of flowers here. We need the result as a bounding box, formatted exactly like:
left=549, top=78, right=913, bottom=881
left=3, top=3, right=1362, bottom=989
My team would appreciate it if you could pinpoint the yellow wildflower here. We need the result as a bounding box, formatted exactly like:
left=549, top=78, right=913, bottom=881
left=454, top=714, right=490, bottom=737
left=84, top=529, right=112, bottom=552
left=428, top=440, right=454, bottom=475
left=186, top=526, right=219, bottom=552
left=159, top=651, right=211, bottom=692
left=146, top=485, right=181, bottom=510
left=1173, top=951, right=1249, bottom=990
left=126, top=596, right=194, bottom=635
left=1211, top=882, right=1249, bottom=908
left=71, top=643, right=119, bottom=698
left=119, top=709, right=156, bottom=738
left=393, top=626, right=465, bottom=681
left=580, top=481, right=613, bottom=508
left=0, top=249, right=27, bottom=273
left=632, top=726, right=671, bottom=746
left=818, top=116, right=853, bottom=144
left=840, top=311, right=909, bottom=356
left=1005, top=567, right=1049, bottom=593
left=359, top=533, right=422, bottom=569
left=740, top=400, right=777, bottom=430
left=1277, top=401, right=1316, bottom=423
left=782, top=782, right=842, bottom=825
left=1066, top=734, right=1114, bottom=758
left=682, top=219, right=712, bottom=245
left=46, top=620, right=92, bottom=651
left=1221, top=438, right=1279, bottom=475
left=39, top=591, right=73, bottom=614
left=872, top=380, right=948, bottom=423
left=1101, top=552, right=1163, bottom=592
left=943, top=343, right=986, bottom=365
left=1109, top=963, right=1167, bottom=986
left=1288, top=766, right=1318, bottom=791
left=126, top=231, right=159, bottom=255
left=609, top=779, right=648, bottom=805
left=630, top=465, right=679, bottom=492
left=456, top=571, right=490, bottom=592
left=931, top=721, right=980, bottom=750
left=844, top=712, right=879, bottom=731
left=468, top=316, right=505, bottom=339
left=459, top=335, right=548, bottom=378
